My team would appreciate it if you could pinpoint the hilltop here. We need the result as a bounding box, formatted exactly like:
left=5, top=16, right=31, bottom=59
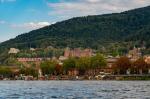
left=0, top=6, right=150, bottom=54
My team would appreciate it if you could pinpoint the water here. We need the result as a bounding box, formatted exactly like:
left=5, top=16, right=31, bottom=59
left=0, top=81, right=150, bottom=99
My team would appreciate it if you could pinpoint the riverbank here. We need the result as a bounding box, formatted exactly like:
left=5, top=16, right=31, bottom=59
left=1, top=75, right=150, bottom=81
left=116, top=76, right=150, bottom=80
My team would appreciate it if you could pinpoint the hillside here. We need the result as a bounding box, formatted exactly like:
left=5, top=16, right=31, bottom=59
left=0, top=6, right=150, bottom=52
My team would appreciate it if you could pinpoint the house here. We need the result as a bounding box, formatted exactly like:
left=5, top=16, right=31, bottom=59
left=8, top=48, right=20, bottom=54
left=30, top=48, right=36, bottom=51
left=17, top=58, right=42, bottom=62
left=106, top=57, right=119, bottom=68
left=127, top=47, right=142, bottom=61
left=59, top=56, right=68, bottom=61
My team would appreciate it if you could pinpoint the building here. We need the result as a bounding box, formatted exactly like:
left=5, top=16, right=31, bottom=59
left=127, top=47, right=142, bottom=61
left=59, top=56, right=68, bottom=61
left=17, top=58, right=43, bottom=76
left=30, top=48, right=36, bottom=51
left=64, top=48, right=93, bottom=58
left=8, top=48, right=20, bottom=54
left=17, top=58, right=42, bottom=62
left=106, top=57, right=119, bottom=68
left=145, top=56, right=150, bottom=64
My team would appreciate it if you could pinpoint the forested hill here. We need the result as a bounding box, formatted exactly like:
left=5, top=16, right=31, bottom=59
left=0, top=6, right=150, bottom=50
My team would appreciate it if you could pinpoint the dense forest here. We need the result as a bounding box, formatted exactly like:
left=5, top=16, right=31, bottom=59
left=0, top=6, right=150, bottom=56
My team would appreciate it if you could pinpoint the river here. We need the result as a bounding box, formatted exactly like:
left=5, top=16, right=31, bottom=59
left=0, top=81, right=149, bottom=99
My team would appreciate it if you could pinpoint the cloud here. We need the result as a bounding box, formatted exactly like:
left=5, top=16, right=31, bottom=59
left=11, top=22, right=50, bottom=29
left=48, top=0, right=150, bottom=19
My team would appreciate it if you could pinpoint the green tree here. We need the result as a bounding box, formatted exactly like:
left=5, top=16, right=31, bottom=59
left=0, top=67, right=12, bottom=78
left=76, top=57, right=91, bottom=75
left=63, top=57, right=76, bottom=73
left=19, top=67, right=38, bottom=77
left=40, top=60, right=57, bottom=75
left=90, top=54, right=107, bottom=69
left=1, top=6, right=150, bottom=56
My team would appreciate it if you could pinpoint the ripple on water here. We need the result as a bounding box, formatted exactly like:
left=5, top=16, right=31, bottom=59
left=0, top=81, right=150, bottom=99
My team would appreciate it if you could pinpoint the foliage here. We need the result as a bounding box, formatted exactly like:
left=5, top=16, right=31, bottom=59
left=0, top=67, right=12, bottom=77
left=90, top=54, right=107, bottom=69
left=132, top=58, right=148, bottom=74
left=62, top=54, right=106, bottom=75
left=115, top=56, right=131, bottom=74
left=55, top=64, right=62, bottom=75
left=0, top=6, right=150, bottom=56
left=19, top=67, right=38, bottom=77
left=16, top=48, right=64, bottom=58
left=40, top=60, right=57, bottom=75
left=76, top=57, right=91, bottom=70
left=63, top=57, right=76, bottom=72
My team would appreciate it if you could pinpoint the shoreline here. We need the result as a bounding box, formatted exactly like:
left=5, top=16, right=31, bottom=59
left=1, top=75, right=150, bottom=81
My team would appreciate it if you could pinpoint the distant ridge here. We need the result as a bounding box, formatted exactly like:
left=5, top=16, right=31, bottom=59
left=0, top=6, right=150, bottom=51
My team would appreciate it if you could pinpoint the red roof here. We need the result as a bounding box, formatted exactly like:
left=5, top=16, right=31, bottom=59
left=17, top=58, right=42, bottom=62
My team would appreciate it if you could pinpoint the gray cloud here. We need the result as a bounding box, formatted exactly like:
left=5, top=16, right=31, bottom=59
left=48, top=0, right=150, bottom=20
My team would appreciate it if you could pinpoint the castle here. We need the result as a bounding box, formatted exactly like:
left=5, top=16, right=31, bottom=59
left=64, top=48, right=93, bottom=58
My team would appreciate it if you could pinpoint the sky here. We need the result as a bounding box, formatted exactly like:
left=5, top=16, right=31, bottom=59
left=0, top=0, right=150, bottom=42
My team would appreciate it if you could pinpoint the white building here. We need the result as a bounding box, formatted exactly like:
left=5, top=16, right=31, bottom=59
left=8, top=48, right=20, bottom=54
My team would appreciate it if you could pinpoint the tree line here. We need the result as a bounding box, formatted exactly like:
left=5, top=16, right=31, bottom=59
left=0, top=55, right=150, bottom=79
left=113, top=56, right=150, bottom=75
left=0, top=6, right=150, bottom=56
left=40, top=54, right=107, bottom=76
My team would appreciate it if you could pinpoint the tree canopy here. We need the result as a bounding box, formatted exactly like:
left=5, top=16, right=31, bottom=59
left=40, top=61, right=57, bottom=75
left=0, top=6, right=150, bottom=55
